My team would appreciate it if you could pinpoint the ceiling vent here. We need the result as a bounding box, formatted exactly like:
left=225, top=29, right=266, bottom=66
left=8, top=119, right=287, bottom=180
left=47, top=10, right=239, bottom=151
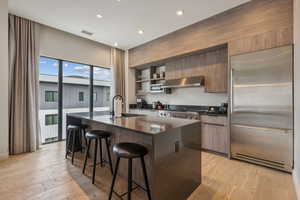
left=81, top=30, right=93, bottom=36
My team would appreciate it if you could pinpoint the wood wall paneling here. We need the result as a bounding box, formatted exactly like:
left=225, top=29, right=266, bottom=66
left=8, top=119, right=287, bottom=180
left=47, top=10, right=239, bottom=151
left=128, top=0, right=293, bottom=67
left=111, top=48, right=126, bottom=97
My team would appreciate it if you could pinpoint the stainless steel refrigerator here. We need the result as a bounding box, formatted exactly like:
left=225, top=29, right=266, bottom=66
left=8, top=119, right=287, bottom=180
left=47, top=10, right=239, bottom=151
left=230, top=45, right=294, bottom=172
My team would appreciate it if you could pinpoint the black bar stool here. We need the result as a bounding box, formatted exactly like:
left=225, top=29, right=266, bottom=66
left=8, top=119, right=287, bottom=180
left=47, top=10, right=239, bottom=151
left=80, top=124, right=89, bottom=152
left=82, top=130, right=114, bottom=184
left=108, top=143, right=152, bottom=200
left=65, top=125, right=82, bottom=164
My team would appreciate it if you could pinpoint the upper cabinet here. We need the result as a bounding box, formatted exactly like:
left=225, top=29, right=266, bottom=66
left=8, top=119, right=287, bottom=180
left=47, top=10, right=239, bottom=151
left=205, top=48, right=228, bottom=93
left=165, top=46, right=228, bottom=93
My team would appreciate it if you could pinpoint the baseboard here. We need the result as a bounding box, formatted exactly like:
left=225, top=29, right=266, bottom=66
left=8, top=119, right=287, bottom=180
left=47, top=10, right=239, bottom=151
left=293, top=170, right=300, bottom=200
left=0, top=152, right=8, bottom=161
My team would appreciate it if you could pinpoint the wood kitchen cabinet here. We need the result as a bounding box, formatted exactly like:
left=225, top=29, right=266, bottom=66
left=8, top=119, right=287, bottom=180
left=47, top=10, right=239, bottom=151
left=201, top=115, right=228, bottom=154
left=205, top=48, right=228, bottom=93
left=165, top=46, right=228, bottom=93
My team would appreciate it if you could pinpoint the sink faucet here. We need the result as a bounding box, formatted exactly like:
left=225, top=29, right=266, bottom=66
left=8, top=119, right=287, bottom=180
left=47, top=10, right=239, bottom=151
left=111, top=95, right=124, bottom=117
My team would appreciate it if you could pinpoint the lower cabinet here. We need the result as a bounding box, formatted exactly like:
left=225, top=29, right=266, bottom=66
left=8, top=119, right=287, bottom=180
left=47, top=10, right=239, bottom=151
left=201, top=116, right=228, bottom=154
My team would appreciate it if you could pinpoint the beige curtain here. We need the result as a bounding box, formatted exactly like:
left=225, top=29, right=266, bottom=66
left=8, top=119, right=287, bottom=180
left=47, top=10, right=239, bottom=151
left=8, top=15, right=41, bottom=154
left=111, top=48, right=125, bottom=105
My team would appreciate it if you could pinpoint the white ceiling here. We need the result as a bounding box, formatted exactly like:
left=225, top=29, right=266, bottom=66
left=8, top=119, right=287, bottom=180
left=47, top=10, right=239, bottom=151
left=8, top=0, right=250, bottom=50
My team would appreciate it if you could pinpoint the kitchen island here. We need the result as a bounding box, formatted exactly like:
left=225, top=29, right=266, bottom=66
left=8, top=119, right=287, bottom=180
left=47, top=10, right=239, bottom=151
left=67, top=112, right=201, bottom=200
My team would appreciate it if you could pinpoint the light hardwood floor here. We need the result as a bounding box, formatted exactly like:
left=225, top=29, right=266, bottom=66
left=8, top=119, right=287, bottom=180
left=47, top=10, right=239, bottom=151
left=0, top=142, right=296, bottom=200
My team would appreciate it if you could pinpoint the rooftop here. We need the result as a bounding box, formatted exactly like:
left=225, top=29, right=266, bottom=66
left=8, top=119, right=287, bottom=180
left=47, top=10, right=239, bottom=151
left=39, top=74, right=112, bottom=87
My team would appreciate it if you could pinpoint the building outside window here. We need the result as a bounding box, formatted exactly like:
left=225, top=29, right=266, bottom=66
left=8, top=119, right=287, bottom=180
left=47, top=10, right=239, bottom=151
left=45, top=114, right=58, bottom=126
left=79, top=91, right=84, bottom=102
left=45, top=91, right=58, bottom=102
left=106, top=89, right=110, bottom=102
left=93, top=92, right=97, bottom=101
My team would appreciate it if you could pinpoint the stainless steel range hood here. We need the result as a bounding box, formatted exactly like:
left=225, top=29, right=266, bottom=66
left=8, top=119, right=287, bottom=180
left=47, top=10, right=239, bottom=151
left=161, top=76, right=205, bottom=89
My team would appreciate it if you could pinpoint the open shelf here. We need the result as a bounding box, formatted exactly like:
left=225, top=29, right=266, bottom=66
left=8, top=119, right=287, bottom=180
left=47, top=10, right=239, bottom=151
left=150, top=78, right=165, bottom=81
left=136, top=79, right=150, bottom=83
left=135, top=65, right=169, bottom=95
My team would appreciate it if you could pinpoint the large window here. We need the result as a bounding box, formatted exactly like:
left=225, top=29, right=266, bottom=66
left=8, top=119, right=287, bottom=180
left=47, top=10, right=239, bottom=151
left=39, top=57, right=59, bottom=144
left=62, top=60, right=91, bottom=140
left=39, top=56, right=112, bottom=144
left=93, top=66, right=112, bottom=111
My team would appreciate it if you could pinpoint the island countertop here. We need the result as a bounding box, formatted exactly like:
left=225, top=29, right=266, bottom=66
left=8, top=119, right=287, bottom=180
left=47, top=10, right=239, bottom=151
left=67, top=112, right=200, bottom=135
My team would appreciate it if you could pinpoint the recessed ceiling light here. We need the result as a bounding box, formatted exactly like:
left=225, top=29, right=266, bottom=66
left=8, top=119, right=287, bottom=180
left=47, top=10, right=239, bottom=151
left=96, top=14, right=103, bottom=18
left=138, top=30, right=144, bottom=35
left=176, top=10, right=184, bottom=16
left=114, top=42, right=118, bottom=47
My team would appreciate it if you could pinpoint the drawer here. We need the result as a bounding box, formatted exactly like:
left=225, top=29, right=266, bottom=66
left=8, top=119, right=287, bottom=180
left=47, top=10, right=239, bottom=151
left=201, top=115, right=227, bottom=125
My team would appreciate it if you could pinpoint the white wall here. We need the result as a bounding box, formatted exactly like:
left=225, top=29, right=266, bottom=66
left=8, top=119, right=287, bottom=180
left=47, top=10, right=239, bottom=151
left=40, top=25, right=111, bottom=68
left=0, top=0, right=9, bottom=160
left=294, top=0, right=300, bottom=198
left=143, top=88, right=227, bottom=106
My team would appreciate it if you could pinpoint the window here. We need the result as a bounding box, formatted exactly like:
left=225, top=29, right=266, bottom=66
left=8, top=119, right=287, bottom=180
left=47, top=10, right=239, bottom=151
left=106, top=89, right=110, bottom=102
left=39, top=56, right=112, bottom=144
left=45, top=91, right=58, bottom=102
left=93, top=66, right=112, bottom=109
left=45, top=114, right=58, bottom=126
left=93, top=92, right=97, bottom=101
left=79, top=92, right=84, bottom=102
left=39, top=57, right=59, bottom=144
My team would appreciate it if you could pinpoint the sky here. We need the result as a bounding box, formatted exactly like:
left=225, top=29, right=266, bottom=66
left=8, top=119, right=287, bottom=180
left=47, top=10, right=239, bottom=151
left=39, top=57, right=112, bottom=81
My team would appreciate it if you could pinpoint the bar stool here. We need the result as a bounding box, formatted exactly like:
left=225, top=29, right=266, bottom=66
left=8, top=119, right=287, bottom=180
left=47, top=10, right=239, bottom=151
left=108, top=143, right=152, bottom=200
left=82, top=130, right=114, bottom=184
left=65, top=125, right=82, bottom=164
left=80, top=124, right=89, bottom=152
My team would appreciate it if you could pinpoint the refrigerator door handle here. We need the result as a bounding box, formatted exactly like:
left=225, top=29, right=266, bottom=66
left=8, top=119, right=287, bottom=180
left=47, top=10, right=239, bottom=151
left=232, top=124, right=292, bottom=134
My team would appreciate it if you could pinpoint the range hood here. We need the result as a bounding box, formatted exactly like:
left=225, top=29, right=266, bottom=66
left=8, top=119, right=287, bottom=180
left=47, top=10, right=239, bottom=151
left=161, top=76, right=205, bottom=89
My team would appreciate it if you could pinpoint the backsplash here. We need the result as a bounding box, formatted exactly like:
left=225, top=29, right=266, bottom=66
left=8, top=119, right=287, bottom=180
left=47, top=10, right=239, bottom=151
left=143, top=87, right=228, bottom=106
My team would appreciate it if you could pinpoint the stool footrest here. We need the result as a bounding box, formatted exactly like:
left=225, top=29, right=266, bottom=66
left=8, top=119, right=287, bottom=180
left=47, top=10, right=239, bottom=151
left=112, top=180, right=147, bottom=200
left=86, top=159, right=109, bottom=168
